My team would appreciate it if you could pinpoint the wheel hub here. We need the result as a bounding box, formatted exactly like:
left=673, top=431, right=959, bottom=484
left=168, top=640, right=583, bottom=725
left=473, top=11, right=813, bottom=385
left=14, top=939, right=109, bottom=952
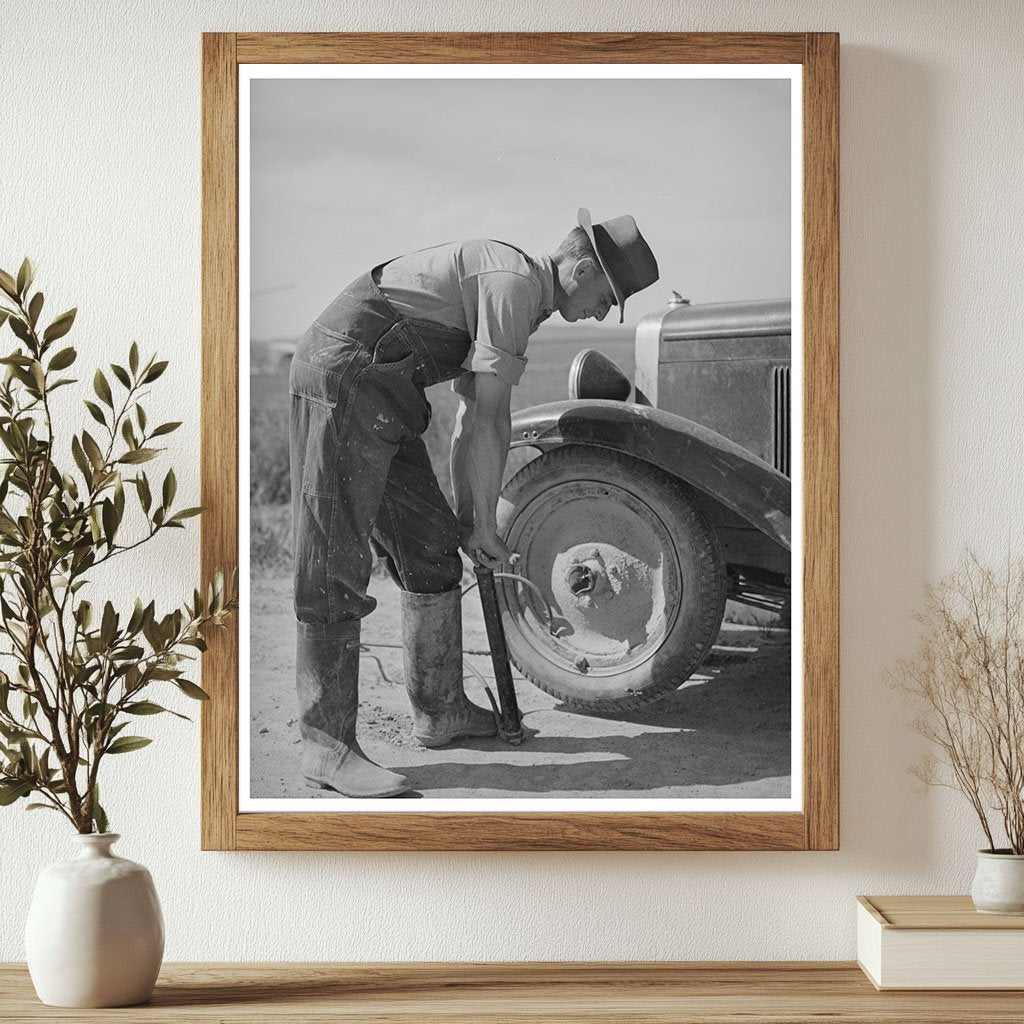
left=507, top=481, right=681, bottom=676
left=565, top=560, right=599, bottom=597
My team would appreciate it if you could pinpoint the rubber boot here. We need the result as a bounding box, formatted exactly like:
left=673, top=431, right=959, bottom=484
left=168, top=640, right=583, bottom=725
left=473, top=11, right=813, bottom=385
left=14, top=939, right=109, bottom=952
left=296, top=624, right=410, bottom=798
left=402, top=589, right=497, bottom=749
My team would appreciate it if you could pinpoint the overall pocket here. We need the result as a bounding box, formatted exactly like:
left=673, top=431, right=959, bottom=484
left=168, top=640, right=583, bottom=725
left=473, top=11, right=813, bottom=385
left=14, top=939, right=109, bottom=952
left=290, top=359, right=343, bottom=498
left=370, top=321, right=416, bottom=370
left=362, top=325, right=430, bottom=440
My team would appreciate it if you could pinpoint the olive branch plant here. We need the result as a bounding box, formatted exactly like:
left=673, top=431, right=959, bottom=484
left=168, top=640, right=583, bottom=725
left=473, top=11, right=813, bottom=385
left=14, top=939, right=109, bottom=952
left=0, top=259, right=236, bottom=834
left=894, top=551, right=1024, bottom=854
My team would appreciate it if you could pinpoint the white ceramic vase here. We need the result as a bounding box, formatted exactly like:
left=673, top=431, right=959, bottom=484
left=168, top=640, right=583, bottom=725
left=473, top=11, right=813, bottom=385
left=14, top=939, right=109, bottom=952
left=25, top=833, right=164, bottom=1007
left=971, top=850, right=1024, bottom=915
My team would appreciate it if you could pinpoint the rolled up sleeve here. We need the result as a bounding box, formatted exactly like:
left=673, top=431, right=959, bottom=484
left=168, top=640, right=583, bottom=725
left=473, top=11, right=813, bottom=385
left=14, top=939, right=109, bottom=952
left=459, top=271, right=538, bottom=387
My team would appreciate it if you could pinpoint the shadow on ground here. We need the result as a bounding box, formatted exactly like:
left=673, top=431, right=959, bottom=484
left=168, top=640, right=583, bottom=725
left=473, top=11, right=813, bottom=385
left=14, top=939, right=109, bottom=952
left=249, top=573, right=793, bottom=801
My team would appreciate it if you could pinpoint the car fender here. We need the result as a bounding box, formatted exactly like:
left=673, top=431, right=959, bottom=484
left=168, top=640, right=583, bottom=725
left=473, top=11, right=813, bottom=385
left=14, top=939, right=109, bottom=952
left=509, top=399, right=791, bottom=551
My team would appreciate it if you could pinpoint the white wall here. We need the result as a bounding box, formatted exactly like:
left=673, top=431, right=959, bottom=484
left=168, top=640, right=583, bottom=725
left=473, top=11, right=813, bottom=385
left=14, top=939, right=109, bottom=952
left=2, top=0, right=1022, bottom=962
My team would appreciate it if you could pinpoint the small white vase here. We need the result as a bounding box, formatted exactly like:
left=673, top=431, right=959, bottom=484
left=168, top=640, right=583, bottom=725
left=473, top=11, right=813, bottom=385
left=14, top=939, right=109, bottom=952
left=971, top=849, right=1024, bottom=915
left=25, top=833, right=164, bottom=1007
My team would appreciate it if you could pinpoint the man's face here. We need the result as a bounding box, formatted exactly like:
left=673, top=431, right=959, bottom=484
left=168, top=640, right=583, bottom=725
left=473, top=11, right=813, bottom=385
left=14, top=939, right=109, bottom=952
left=558, top=259, right=617, bottom=323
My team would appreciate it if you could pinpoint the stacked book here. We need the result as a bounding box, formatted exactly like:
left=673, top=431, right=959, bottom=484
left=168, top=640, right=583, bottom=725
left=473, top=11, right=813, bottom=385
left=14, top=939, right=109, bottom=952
left=857, top=895, right=1024, bottom=990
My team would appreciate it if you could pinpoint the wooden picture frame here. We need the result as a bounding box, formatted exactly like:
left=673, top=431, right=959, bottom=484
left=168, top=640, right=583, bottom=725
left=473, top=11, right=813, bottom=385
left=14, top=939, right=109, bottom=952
left=201, top=32, right=839, bottom=851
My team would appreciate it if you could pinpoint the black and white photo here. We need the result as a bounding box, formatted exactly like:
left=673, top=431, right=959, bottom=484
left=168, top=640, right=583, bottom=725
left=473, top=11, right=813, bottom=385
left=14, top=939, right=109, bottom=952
left=241, top=66, right=801, bottom=812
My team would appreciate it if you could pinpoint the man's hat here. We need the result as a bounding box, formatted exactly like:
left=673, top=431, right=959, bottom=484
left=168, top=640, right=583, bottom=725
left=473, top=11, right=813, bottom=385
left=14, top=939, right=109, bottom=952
left=577, top=208, right=659, bottom=323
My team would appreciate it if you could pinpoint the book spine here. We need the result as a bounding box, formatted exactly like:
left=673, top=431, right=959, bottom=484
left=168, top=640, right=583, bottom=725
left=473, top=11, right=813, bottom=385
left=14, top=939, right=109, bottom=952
left=855, top=902, right=883, bottom=989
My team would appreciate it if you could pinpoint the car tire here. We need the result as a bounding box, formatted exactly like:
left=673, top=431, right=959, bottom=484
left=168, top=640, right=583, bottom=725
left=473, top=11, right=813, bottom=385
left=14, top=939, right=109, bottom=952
left=497, top=446, right=727, bottom=713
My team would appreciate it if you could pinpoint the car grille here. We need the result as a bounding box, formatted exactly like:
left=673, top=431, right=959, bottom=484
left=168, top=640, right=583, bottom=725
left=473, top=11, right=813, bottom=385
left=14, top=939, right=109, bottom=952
left=773, top=365, right=790, bottom=476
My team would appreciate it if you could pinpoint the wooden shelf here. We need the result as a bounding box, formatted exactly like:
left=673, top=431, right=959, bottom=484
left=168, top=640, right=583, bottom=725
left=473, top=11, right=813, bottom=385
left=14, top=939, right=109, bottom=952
left=3, top=962, right=1024, bottom=1022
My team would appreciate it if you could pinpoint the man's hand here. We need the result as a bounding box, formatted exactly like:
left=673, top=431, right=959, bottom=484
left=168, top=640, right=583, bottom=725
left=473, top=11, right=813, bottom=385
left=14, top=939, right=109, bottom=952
left=460, top=524, right=517, bottom=570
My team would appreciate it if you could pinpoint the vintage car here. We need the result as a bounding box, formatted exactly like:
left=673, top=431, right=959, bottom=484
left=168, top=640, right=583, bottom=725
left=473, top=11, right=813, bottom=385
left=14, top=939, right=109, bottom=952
left=496, top=294, right=792, bottom=714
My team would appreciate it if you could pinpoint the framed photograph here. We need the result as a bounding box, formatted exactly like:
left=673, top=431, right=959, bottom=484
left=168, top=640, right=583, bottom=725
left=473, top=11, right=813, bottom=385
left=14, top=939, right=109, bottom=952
left=201, top=32, right=838, bottom=851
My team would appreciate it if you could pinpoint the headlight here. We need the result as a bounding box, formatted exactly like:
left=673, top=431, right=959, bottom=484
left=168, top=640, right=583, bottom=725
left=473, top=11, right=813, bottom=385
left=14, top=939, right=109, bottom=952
left=567, top=349, right=632, bottom=401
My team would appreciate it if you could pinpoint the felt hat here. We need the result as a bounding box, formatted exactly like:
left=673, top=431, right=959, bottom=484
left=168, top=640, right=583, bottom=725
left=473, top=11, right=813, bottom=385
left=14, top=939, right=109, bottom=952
left=577, top=208, right=659, bottom=323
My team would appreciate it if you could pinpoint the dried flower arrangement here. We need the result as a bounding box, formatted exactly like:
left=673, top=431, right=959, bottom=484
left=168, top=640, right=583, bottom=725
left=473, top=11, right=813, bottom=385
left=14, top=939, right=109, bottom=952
left=895, top=551, right=1024, bottom=854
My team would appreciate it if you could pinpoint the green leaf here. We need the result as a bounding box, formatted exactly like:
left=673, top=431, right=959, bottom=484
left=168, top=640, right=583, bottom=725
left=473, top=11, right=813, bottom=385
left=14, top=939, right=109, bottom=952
left=122, top=665, right=142, bottom=692
left=175, top=679, right=210, bottom=701
left=101, top=498, right=116, bottom=546
left=113, top=475, right=125, bottom=521
left=136, top=404, right=147, bottom=432
left=0, top=428, right=19, bottom=460
left=93, top=369, right=113, bottom=408
left=88, top=509, right=103, bottom=542
left=136, top=473, right=152, bottom=513
left=16, top=258, right=34, bottom=298
left=81, top=431, right=104, bottom=472
left=169, top=507, right=203, bottom=524
left=213, top=568, right=225, bottom=603
left=48, top=346, right=77, bottom=371
left=129, top=342, right=139, bottom=375
left=105, top=735, right=152, bottom=755
left=126, top=598, right=145, bottom=635
left=76, top=599, right=93, bottom=630
left=0, top=269, right=18, bottom=300
left=83, top=400, right=106, bottom=427
left=43, top=308, right=77, bottom=344
left=0, top=722, right=28, bottom=743
left=110, top=363, right=131, bottom=389
left=118, top=448, right=157, bottom=465
left=147, top=666, right=181, bottom=680
left=110, top=644, right=143, bottom=661
left=91, top=785, right=108, bottom=834
left=162, top=468, right=176, bottom=508
left=0, top=779, right=33, bottom=805
left=26, top=803, right=61, bottom=813
left=100, top=601, right=117, bottom=647
left=27, top=292, right=43, bottom=328
left=2, top=595, right=23, bottom=623
left=8, top=317, right=31, bottom=344
left=8, top=620, right=29, bottom=649
left=121, top=418, right=137, bottom=449
left=71, top=435, right=92, bottom=482
left=150, top=421, right=182, bottom=438
left=142, top=360, right=168, bottom=383
left=7, top=363, right=32, bottom=393
left=124, top=700, right=170, bottom=716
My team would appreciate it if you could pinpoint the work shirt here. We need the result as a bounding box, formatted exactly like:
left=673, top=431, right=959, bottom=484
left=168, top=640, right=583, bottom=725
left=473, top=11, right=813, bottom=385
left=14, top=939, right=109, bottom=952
left=375, top=239, right=556, bottom=394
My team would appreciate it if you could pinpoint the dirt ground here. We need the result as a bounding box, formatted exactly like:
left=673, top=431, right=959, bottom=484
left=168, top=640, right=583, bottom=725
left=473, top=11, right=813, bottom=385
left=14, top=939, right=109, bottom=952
left=248, top=568, right=792, bottom=801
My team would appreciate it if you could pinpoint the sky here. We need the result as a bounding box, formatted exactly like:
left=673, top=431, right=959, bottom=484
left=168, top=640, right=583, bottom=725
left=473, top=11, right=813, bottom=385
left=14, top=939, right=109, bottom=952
left=249, top=75, right=792, bottom=342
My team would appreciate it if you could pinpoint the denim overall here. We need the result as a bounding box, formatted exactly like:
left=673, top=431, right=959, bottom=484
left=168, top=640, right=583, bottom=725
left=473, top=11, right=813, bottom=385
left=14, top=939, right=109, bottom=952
left=289, top=262, right=481, bottom=639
